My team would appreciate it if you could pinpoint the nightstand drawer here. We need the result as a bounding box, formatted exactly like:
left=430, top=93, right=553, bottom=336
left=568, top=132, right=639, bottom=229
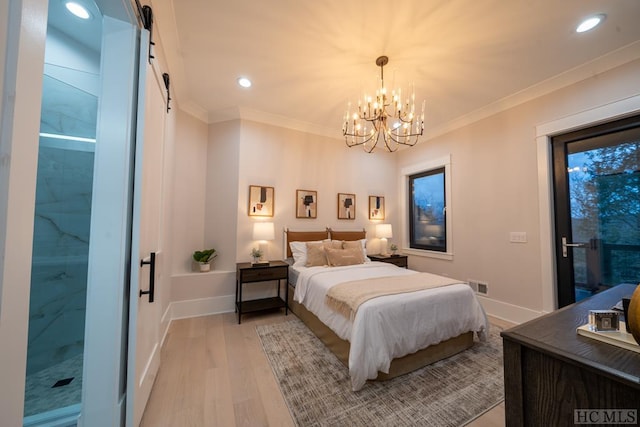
left=240, top=265, right=288, bottom=282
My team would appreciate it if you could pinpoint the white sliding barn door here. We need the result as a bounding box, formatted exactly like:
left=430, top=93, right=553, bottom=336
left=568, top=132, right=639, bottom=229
left=126, top=28, right=169, bottom=427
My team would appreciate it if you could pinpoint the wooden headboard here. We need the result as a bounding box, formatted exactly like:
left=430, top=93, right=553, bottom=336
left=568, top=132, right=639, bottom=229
left=283, top=228, right=366, bottom=258
left=284, top=229, right=330, bottom=258
left=328, top=228, right=366, bottom=242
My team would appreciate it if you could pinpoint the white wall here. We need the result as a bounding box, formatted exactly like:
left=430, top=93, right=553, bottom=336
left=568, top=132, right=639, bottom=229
left=168, top=118, right=238, bottom=317
left=168, top=119, right=239, bottom=314
left=235, top=120, right=398, bottom=264
left=170, top=109, right=208, bottom=274
left=169, top=118, right=400, bottom=312
left=0, top=0, right=48, bottom=424
left=205, top=120, right=241, bottom=271
left=396, top=58, right=640, bottom=321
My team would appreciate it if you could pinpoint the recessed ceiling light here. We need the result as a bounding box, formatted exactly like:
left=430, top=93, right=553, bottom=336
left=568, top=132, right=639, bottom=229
left=576, top=14, right=606, bottom=33
left=65, top=2, right=91, bottom=20
left=237, top=77, right=252, bottom=88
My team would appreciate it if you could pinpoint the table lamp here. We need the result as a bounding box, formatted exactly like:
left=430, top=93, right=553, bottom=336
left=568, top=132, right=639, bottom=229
left=376, top=224, right=393, bottom=256
left=252, top=222, right=275, bottom=264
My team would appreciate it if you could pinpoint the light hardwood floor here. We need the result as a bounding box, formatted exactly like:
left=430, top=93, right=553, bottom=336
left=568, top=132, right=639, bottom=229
left=140, top=311, right=515, bottom=427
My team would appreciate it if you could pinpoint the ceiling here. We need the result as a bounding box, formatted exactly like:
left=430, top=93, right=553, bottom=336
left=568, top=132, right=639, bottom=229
left=54, top=0, right=640, bottom=140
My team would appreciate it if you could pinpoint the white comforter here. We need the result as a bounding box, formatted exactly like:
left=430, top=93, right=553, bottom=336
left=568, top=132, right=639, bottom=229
left=293, top=262, right=488, bottom=391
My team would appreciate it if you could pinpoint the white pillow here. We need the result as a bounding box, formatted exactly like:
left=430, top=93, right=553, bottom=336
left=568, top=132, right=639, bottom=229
left=362, top=239, right=371, bottom=262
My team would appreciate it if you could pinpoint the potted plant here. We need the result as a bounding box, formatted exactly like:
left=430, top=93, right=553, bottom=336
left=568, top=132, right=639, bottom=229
left=193, top=248, right=217, bottom=272
left=250, top=247, right=265, bottom=265
left=390, top=244, right=398, bottom=256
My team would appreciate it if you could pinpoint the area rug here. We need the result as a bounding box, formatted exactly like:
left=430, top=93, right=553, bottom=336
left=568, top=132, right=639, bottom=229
left=256, top=318, right=504, bottom=427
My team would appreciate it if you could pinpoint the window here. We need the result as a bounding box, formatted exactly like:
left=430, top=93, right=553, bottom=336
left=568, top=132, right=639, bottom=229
left=409, top=167, right=447, bottom=252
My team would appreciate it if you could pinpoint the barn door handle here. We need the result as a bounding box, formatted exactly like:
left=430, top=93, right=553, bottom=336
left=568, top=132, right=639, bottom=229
left=139, top=252, right=156, bottom=303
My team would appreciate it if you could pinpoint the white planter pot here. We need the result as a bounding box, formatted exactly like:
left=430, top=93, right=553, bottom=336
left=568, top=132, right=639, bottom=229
left=199, top=262, right=210, bottom=272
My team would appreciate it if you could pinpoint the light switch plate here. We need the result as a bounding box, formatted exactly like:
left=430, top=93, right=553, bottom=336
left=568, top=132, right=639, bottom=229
left=510, top=231, right=527, bottom=243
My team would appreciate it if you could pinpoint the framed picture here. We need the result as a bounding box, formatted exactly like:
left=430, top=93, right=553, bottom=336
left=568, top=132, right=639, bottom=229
left=369, top=196, right=385, bottom=220
left=248, top=185, right=274, bottom=217
left=338, top=193, right=356, bottom=220
left=296, top=189, right=317, bottom=218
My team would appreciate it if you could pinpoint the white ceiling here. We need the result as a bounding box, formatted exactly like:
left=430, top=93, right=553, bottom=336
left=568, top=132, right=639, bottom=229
left=56, top=0, right=640, bottom=139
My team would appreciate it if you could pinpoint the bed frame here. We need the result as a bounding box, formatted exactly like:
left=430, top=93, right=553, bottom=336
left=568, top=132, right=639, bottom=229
left=284, top=228, right=474, bottom=382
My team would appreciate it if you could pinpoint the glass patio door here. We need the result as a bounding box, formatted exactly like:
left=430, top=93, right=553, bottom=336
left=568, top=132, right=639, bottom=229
left=552, top=115, right=640, bottom=308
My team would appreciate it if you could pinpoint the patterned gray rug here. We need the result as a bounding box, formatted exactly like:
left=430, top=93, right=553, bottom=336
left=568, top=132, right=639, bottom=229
left=256, top=318, right=504, bottom=427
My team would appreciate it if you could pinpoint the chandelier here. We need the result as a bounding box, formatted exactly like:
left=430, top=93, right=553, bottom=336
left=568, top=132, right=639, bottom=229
left=342, top=56, right=425, bottom=153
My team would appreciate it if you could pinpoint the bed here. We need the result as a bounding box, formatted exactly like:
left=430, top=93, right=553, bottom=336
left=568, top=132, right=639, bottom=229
left=284, top=228, right=488, bottom=391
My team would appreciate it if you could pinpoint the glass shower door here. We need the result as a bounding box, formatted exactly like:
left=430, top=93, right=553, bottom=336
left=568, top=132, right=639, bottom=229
left=23, top=71, right=98, bottom=422
left=22, top=1, right=139, bottom=425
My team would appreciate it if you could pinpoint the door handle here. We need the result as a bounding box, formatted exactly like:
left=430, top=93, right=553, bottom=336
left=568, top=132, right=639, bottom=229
left=561, top=237, right=586, bottom=258
left=139, top=252, right=156, bottom=303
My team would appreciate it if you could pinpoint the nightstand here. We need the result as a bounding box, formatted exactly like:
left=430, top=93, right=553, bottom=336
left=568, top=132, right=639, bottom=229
left=369, top=254, right=408, bottom=268
left=235, top=261, right=289, bottom=324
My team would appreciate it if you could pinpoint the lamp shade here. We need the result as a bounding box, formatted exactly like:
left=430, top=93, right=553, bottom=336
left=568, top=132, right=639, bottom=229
left=253, top=222, right=275, bottom=241
left=376, top=224, right=393, bottom=239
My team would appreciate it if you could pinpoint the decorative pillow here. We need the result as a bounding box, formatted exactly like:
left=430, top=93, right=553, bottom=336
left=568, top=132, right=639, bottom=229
left=324, top=240, right=344, bottom=250
left=290, top=240, right=322, bottom=266
left=305, top=242, right=328, bottom=267
left=325, top=246, right=365, bottom=266
left=342, top=240, right=361, bottom=250
left=342, top=239, right=370, bottom=261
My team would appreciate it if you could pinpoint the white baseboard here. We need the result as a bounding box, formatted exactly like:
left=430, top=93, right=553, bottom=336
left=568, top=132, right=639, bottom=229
left=159, top=296, right=235, bottom=348
left=477, top=295, right=546, bottom=325
left=163, top=293, right=544, bottom=327
left=168, top=295, right=235, bottom=321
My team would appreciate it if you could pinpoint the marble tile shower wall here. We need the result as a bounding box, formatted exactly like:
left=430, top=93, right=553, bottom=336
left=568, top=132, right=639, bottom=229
left=27, top=145, right=94, bottom=376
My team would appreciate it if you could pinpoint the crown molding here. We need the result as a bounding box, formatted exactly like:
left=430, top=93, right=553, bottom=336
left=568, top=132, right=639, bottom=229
left=209, top=107, right=341, bottom=140
left=424, top=40, right=640, bottom=140
left=178, top=99, right=208, bottom=123
left=188, top=41, right=640, bottom=139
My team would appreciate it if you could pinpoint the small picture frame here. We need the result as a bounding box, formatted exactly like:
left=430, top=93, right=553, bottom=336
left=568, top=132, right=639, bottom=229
left=369, top=196, right=385, bottom=220
left=248, top=185, right=274, bottom=217
left=296, top=189, right=317, bottom=218
left=338, top=193, right=356, bottom=220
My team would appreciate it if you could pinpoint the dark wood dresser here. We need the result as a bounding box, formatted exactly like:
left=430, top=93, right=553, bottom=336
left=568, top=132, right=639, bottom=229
left=501, top=283, right=640, bottom=426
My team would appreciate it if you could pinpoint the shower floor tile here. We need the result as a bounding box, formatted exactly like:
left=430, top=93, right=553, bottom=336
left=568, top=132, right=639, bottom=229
left=24, top=354, right=83, bottom=417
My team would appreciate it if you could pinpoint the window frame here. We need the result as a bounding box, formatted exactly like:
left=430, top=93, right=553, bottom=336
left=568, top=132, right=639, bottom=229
left=400, top=155, right=453, bottom=260
left=409, top=167, right=447, bottom=252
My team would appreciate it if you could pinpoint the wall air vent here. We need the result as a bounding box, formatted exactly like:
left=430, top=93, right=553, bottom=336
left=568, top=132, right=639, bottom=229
left=468, top=280, right=488, bottom=295
left=477, top=282, right=489, bottom=295
left=468, top=280, right=479, bottom=293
